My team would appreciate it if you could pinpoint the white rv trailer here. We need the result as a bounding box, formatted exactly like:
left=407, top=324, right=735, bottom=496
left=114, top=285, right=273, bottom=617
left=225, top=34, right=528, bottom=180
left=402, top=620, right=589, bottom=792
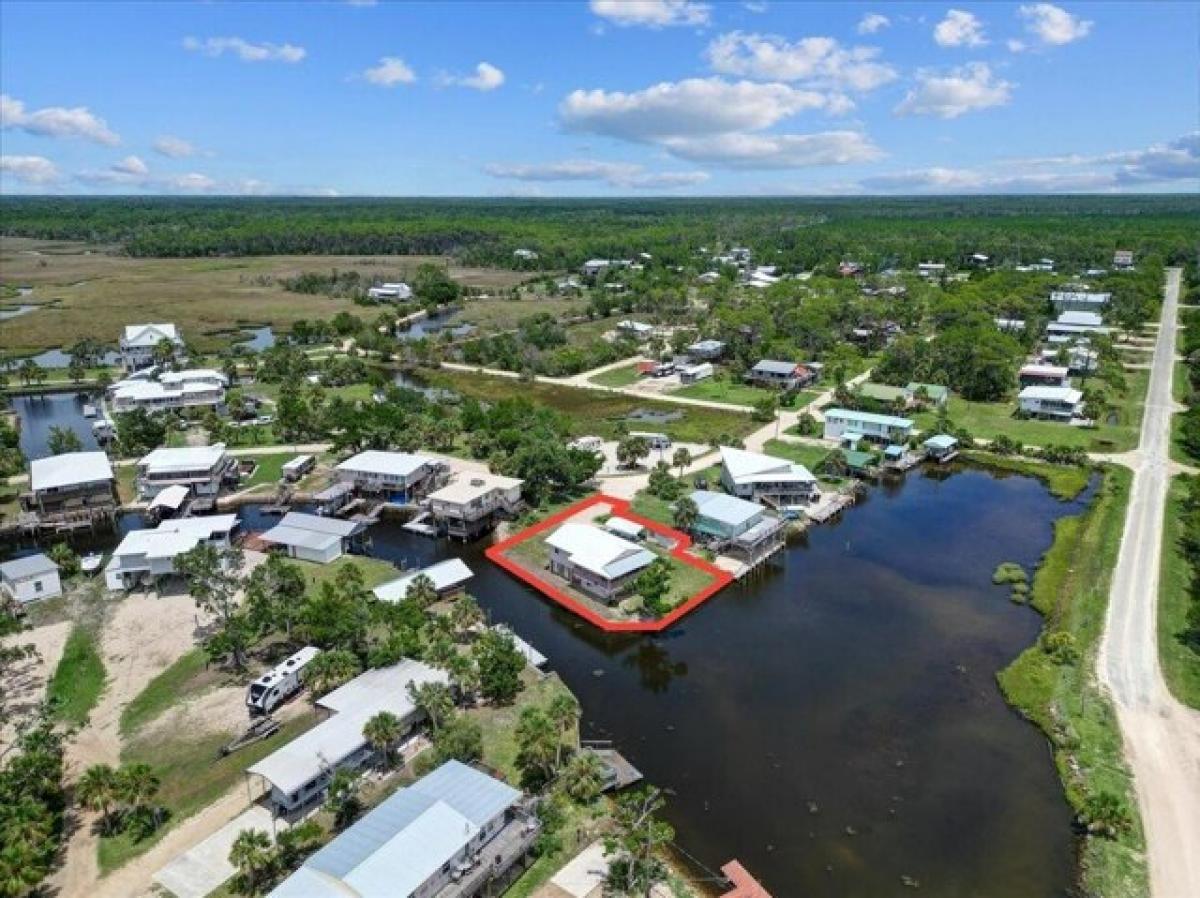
left=246, top=646, right=321, bottom=716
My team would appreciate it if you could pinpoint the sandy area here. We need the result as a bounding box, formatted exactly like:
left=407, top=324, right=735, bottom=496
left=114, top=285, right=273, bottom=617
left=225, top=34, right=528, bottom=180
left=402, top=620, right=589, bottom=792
left=0, top=619, right=72, bottom=755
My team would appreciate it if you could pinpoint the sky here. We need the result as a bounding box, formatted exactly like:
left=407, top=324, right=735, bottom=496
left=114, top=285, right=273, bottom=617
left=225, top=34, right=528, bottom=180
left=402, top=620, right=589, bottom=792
left=1, top=0, right=1197, bottom=197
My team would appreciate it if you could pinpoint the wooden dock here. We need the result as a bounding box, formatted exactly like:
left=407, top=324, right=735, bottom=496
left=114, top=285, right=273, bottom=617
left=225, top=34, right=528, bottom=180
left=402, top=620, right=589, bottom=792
left=719, top=860, right=772, bottom=898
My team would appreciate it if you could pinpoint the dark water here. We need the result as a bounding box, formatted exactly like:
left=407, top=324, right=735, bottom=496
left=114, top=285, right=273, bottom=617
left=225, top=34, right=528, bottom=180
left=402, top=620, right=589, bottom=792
left=17, top=348, right=121, bottom=368
left=397, top=310, right=475, bottom=341
left=237, top=326, right=276, bottom=352
left=10, top=392, right=100, bottom=459
left=20, top=468, right=1081, bottom=896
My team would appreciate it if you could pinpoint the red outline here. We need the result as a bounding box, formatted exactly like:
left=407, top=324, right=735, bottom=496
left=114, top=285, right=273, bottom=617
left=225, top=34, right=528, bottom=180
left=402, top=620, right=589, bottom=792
left=486, top=494, right=734, bottom=633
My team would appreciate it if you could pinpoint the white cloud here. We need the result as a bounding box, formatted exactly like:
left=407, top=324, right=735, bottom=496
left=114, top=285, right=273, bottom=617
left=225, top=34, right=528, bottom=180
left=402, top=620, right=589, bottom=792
left=183, top=36, right=306, bottom=63
left=113, top=155, right=149, bottom=176
left=1018, top=3, right=1092, bottom=46
left=484, top=158, right=708, bottom=189
left=706, top=32, right=897, bottom=92
left=0, top=154, right=61, bottom=185
left=895, top=63, right=1012, bottom=118
left=153, top=135, right=197, bottom=158
left=589, top=0, right=710, bottom=29
left=933, top=10, right=988, bottom=47
left=0, top=94, right=120, bottom=145
left=441, top=62, right=506, bottom=91
left=561, top=78, right=828, bottom=142
left=860, top=166, right=1114, bottom=193
left=362, top=57, right=417, bottom=87
left=743, top=1, right=769, bottom=13
left=661, top=131, right=883, bottom=169
left=1006, top=39, right=1027, bottom=53
left=76, top=155, right=154, bottom=186
left=857, top=13, right=890, bottom=35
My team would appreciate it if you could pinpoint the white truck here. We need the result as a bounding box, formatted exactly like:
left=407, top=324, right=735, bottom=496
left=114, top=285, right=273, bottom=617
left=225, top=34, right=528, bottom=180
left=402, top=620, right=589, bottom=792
left=246, top=646, right=320, bottom=716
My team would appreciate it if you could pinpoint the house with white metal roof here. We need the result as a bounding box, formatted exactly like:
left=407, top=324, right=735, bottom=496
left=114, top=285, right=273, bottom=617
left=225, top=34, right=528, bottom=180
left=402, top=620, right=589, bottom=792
left=22, top=451, right=117, bottom=519
left=104, top=515, right=239, bottom=590
left=267, top=760, right=529, bottom=898
left=923, top=434, right=960, bottom=463
left=545, top=522, right=655, bottom=601
left=822, top=408, right=913, bottom=445
left=336, top=450, right=440, bottom=503
left=136, top=445, right=235, bottom=501
left=719, top=446, right=818, bottom=506
left=109, top=368, right=226, bottom=414
left=367, top=282, right=412, bottom=301
left=260, top=512, right=366, bottom=564
left=427, top=471, right=524, bottom=539
left=1, top=553, right=62, bottom=604
left=119, top=323, right=183, bottom=372
left=1050, top=290, right=1111, bottom=313
left=1018, top=386, right=1084, bottom=421
left=687, top=339, right=725, bottom=360
left=1019, top=364, right=1070, bottom=388
left=248, top=660, right=449, bottom=814
left=373, top=558, right=474, bottom=603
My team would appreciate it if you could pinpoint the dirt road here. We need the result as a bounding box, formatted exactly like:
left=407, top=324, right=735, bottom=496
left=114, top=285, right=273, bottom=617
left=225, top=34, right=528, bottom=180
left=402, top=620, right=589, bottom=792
left=1099, top=267, right=1200, bottom=898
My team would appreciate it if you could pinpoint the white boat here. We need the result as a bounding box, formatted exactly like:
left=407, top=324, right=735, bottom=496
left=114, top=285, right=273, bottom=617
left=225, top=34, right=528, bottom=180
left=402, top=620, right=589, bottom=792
left=82, top=404, right=97, bottom=418
left=80, top=553, right=104, bottom=575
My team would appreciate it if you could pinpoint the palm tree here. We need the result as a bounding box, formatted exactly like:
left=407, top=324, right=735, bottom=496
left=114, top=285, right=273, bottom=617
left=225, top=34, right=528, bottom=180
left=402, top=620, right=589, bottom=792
left=229, top=828, right=275, bottom=893
left=363, top=711, right=404, bottom=769
left=407, top=681, right=454, bottom=733
left=671, top=447, right=692, bottom=478
left=324, top=768, right=362, bottom=831
left=76, top=763, right=118, bottom=833
left=306, top=650, right=362, bottom=697
left=672, top=495, right=699, bottom=533
left=561, top=750, right=608, bottom=804
left=546, top=692, right=581, bottom=770
left=274, top=819, right=323, bottom=869
left=515, top=706, right=559, bottom=786
left=449, top=595, right=484, bottom=639
left=17, top=358, right=40, bottom=388
left=403, top=573, right=438, bottom=609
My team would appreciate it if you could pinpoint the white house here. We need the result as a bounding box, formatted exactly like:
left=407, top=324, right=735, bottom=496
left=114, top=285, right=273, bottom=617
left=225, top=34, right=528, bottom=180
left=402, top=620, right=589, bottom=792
left=1047, top=310, right=1109, bottom=339
left=616, top=320, right=654, bottom=339
left=109, top=368, right=227, bottom=414
left=266, top=760, right=527, bottom=898
left=1113, top=250, right=1135, bottom=270
left=545, top=522, right=655, bottom=602
left=260, top=512, right=366, bottom=564
left=0, top=554, right=62, bottom=604
left=719, top=446, right=818, bottom=506
left=136, top=445, right=235, bottom=501
left=119, top=323, right=183, bottom=372
left=426, top=471, right=524, bottom=539
left=373, top=558, right=474, bottom=603
left=1018, top=364, right=1071, bottom=388
left=1018, top=386, right=1084, bottom=421
left=366, top=282, right=412, bottom=301
left=687, top=339, right=725, bottom=360
left=745, top=360, right=815, bottom=391
left=248, top=660, right=449, bottom=814
left=1050, top=291, right=1111, bottom=313
left=22, top=451, right=116, bottom=520
left=104, top=515, right=239, bottom=590
left=917, top=262, right=946, bottom=278
left=822, top=408, right=914, bottom=444
left=336, top=450, right=440, bottom=503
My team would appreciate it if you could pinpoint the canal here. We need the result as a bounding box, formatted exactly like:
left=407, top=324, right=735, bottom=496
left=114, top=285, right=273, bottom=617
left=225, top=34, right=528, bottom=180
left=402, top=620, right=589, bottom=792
left=9, top=392, right=102, bottom=459
left=11, top=465, right=1082, bottom=896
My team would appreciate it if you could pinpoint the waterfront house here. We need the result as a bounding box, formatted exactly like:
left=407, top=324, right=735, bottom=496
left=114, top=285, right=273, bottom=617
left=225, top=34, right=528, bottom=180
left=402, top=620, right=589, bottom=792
left=260, top=512, right=366, bottom=564
left=373, top=558, right=474, bottom=603
left=905, top=383, right=949, bottom=408
left=248, top=660, right=449, bottom=815
left=689, top=490, right=773, bottom=540
left=136, top=445, right=235, bottom=501
left=109, top=368, right=227, bottom=414
left=923, top=434, right=960, bottom=463
left=745, top=360, right=814, bottom=391
left=0, top=554, right=62, bottom=604
left=687, top=339, right=726, bottom=360
left=719, top=446, right=818, bottom=506
left=426, top=471, right=524, bottom=539
left=22, top=451, right=117, bottom=521
left=1018, top=385, right=1084, bottom=421
left=822, top=408, right=914, bottom=444
left=119, top=323, right=183, bottom=372
left=545, top=523, right=655, bottom=602
left=103, top=515, right=239, bottom=590
left=1019, top=364, right=1070, bottom=388
left=265, top=759, right=530, bottom=898
left=1049, top=290, right=1111, bottom=313
left=336, top=450, right=440, bottom=503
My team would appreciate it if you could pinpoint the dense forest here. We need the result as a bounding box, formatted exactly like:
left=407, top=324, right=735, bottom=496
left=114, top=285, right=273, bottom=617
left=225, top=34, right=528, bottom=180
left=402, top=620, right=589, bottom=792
left=1, top=195, right=1196, bottom=271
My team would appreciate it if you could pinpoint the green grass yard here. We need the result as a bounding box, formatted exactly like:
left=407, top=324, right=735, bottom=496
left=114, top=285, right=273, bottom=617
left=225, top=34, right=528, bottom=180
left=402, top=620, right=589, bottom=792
left=47, top=625, right=106, bottom=726
left=588, top=363, right=643, bottom=388
left=119, top=648, right=214, bottom=736
left=1158, top=476, right=1200, bottom=709
left=761, top=438, right=831, bottom=473
left=671, top=376, right=777, bottom=407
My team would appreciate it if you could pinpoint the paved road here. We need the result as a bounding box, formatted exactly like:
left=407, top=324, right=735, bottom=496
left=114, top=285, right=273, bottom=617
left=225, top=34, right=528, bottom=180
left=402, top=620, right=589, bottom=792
left=1099, top=267, right=1200, bottom=898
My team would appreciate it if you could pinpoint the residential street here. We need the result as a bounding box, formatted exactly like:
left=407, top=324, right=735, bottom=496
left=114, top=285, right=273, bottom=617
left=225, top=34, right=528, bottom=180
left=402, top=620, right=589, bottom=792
left=1099, top=267, right=1200, bottom=898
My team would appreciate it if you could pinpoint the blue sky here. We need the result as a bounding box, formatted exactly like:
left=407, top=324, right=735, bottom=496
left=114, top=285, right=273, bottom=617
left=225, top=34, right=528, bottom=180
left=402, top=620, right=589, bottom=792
left=1, top=1, right=1196, bottom=196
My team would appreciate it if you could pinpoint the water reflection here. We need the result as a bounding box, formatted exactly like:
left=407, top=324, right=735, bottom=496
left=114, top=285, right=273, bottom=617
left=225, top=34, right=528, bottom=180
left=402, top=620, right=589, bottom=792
left=9, top=392, right=100, bottom=458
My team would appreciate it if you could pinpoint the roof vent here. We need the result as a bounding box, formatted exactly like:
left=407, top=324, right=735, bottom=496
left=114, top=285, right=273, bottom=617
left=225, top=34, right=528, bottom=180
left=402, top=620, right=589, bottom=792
left=470, top=478, right=485, bottom=487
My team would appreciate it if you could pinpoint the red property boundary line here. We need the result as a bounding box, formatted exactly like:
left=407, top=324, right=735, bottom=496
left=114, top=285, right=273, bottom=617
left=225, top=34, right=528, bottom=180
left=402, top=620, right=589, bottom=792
left=485, top=494, right=734, bottom=633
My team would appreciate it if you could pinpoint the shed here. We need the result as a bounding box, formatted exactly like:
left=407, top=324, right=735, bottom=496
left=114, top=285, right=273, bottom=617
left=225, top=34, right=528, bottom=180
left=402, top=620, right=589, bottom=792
left=260, top=512, right=364, bottom=564
left=373, top=558, right=474, bottom=603
left=0, top=554, right=62, bottom=604
left=604, top=516, right=646, bottom=541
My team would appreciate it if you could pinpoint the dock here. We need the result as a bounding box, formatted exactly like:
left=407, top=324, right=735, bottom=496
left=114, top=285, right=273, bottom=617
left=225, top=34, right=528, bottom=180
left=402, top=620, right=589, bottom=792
left=402, top=511, right=439, bottom=536
left=719, top=860, right=772, bottom=898
left=581, top=741, right=643, bottom=792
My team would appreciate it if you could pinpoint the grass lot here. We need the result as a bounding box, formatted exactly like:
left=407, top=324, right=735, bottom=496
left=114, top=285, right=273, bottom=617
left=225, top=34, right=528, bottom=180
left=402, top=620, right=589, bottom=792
left=0, top=237, right=528, bottom=355
left=47, top=624, right=106, bottom=726
left=471, top=671, right=578, bottom=784
left=915, top=371, right=1149, bottom=453
left=455, top=296, right=586, bottom=331
left=99, top=710, right=321, bottom=873
left=997, top=467, right=1148, bottom=897
left=301, top=554, right=400, bottom=594
left=115, top=465, right=137, bottom=502
left=959, top=450, right=1092, bottom=501
left=118, top=648, right=212, bottom=736
left=1158, top=476, right=1200, bottom=708
left=589, top=363, right=642, bottom=388
left=762, top=438, right=830, bottom=473
left=424, top=368, right=757, bottom=444
left=242, top=452, right=294, bottom=488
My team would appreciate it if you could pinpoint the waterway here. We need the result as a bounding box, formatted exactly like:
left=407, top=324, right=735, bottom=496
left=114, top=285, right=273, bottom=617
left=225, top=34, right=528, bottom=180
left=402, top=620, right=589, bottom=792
left=9, top=392, right=101, bottom=459
left=8, top=466, right=1081, bottom=896
left=396, top=309, right=476, bottom=341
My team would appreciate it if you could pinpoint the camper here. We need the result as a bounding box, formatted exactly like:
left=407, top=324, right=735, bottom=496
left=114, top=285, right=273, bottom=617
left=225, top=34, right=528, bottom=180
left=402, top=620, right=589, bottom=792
left=630, top=431, right=672, bottom=450
left=246, top=646, right=321, bottom=716
left=281, top=455, right=316, bottom=482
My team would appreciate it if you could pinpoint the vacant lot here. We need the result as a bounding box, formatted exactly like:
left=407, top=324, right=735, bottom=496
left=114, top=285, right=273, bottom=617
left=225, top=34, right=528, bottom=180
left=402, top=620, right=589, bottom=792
left=0, top=237, right=532, bottom=354
left=455, top=295, right=588, bottom=331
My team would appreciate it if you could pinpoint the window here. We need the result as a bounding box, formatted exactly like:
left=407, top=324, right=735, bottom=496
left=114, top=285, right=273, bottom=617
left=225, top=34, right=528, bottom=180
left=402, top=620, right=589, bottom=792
left=35, top=580, right=44, bottom=593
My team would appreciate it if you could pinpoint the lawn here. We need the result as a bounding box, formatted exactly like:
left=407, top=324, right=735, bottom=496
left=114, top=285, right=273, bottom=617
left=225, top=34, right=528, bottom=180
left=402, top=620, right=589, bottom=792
left=119, top=647, right=214, bottom=736
left=456, top=295, right=587, bottom=331
left=424, top=367, right=757, bottom=444
left=589, top=363, right=643, bottom=388
left=672, top=376, right=815, bottom=409
left=470, top=671, right=579, bottom=784
left=47, top=624, right=106, bottom=726
left=1158, top=476, right=1200, bottom=709
left=996, top=467, right=1147, bottom=898
left=301, top=554, right=401, bottom=595
left=242, top=452, right=295, bottom=488
left=761, top=438, right=830, bottom=473
left=958, top=450, right=1092, bottom=501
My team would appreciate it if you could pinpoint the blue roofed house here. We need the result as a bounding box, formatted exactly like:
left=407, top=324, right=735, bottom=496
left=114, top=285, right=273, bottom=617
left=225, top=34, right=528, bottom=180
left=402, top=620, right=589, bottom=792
left=822, top=408, right=913, bottom=445
left=268, top=759, right=534, bottom=898
left=689, top=490, right=786, bottom=562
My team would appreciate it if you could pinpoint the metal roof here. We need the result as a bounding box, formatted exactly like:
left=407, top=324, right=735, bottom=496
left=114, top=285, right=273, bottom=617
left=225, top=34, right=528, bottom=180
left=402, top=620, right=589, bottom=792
left=720, top=446, right=816, bottom=486
left=148, top=484, right=190, bottom=511
left=121, top=323, right=180, bottom=347
left=924, top=434, right=959, bottom=450
left=824, top=408, right=914, bottom=429
left=603, top=516, right=645, bottom=539
left=373, top=558, right=474, bottom=602
left=30, top=451, right=113, bottom=492
left=259, top=525, right=341, bottom=553
left=0, top=553, right=58, bottom=581
left=690, top=490, right=764, bottom=528
left=337, top=450, right=432, bottom=479
left=138, top=445, right=229, bottom=473
left=751, top=359, right=799, bottom=375
left=1019, top=385, right=1083, bottom=403
left=545, top=523, right=655, bottom=580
